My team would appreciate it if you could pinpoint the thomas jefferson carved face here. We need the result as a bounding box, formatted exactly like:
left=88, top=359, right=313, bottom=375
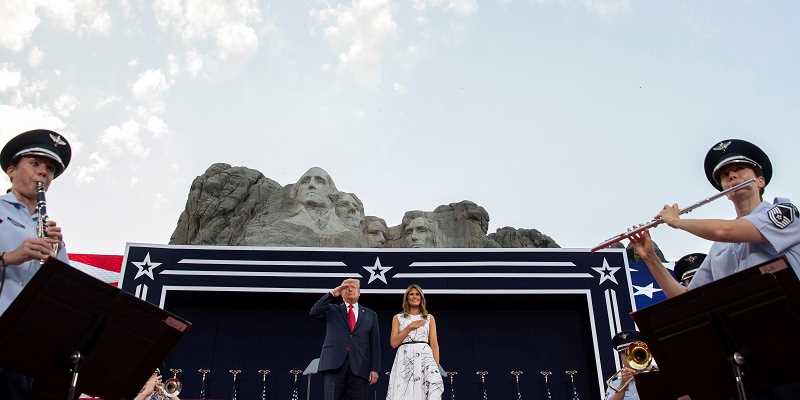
left=335, top=193, right=364, bottom=228
left=295, top=167, right=335, bottom=208
left=405, top=217, right=435, bottom=248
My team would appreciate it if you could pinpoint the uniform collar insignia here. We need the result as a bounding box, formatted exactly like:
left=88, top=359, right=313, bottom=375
left=49, top=133, right=66, bottom=147
left=712, top=140, right=731, bottom=151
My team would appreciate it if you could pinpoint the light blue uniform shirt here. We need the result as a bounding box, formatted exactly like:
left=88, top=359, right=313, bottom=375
left=605, top=377, right=639, bottom=400
left=689, top=197, right=800, bottom=290
left=0, top=192, right=69, bottom=316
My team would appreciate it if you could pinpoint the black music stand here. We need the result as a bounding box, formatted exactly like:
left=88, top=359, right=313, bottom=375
left=633, top=256, right=800, bottom=400
left=0, top=258, right=191, bottom=400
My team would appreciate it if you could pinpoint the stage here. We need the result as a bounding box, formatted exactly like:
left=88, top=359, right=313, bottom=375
left=120, top=244, right=637, bottom=399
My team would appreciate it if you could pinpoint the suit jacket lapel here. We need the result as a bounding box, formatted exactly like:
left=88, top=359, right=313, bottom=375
left=339, top=303, right=349, bottom=329
left=353, top=306, right=366, bottom=332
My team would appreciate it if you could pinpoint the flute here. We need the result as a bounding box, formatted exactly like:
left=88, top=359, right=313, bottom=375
left=591, top=178, right=756, bottom=252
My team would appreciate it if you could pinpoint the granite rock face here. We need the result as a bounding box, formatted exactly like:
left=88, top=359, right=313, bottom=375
left=170, top=165, right=561, bottom=249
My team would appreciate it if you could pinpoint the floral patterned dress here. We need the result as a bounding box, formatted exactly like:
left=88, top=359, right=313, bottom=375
left=386, top=313, right=444, bottom=400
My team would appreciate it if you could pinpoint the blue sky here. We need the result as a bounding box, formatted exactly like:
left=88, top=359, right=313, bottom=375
left=1, top=0, right=797, bottom=257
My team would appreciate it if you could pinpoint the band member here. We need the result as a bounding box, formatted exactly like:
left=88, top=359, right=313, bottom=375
left=672, top=253, right=706, bottom=287
left=630, top=139, right=799, bottom=298
left=387, top=284, right=443, bottom=400
left=605, top=331, right=642, bottom=400
left=0, top=129, right=71, bottom=400
left=310, top=278, right=380, bottom=400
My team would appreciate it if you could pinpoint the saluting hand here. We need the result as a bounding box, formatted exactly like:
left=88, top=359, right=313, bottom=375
left=369, top=371, right=379, bottom=385
left=332, top=279, right=357, bottom=297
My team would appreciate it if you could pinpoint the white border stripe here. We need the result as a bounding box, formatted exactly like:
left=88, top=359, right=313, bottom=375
left=177, top=259, right=346, bottom=266
left=605, top=290, right=621, bottom=371
left=141, top=284, right=148, bottom=300
left=392, top=273, right=593, bottom=279
left=161, top=270, right=361, bottom=278
left=408, top=261, right=576, bottom=267
left=610, top=289, right=622, bottom=333
left=135, top=284, right=142, bottom=298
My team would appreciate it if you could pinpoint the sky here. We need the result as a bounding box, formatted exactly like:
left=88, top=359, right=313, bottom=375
left=0, top=0, right=798, bottom=260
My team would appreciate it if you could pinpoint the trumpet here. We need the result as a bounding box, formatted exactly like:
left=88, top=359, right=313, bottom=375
left=591, top=178, right=756, bottom=252
left=152, top=368, right=182, bottom=400
left=606, top=341, right=657, bottom=392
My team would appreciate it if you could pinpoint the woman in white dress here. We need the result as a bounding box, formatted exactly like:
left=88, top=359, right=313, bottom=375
left=387, top=284, right=444, bottom=400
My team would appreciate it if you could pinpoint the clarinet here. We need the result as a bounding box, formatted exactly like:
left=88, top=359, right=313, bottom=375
left=35, top=181, right=58, bottom=259
left=446, top=371, right=458, bottom=400
left=475, top=371, right=489, bottom=400
left=258, top=369, right=271, bottom=400
left=197, top=369, right=211, bottom=400
left=510, top=370, right=523, bottom=400
left=229, top=369, right=242, bottom=400
left=539, top=371, right=553, bottom=400
left=565, top=370, right=580, bottom=400
left=289, top=369, right=303, bottom=400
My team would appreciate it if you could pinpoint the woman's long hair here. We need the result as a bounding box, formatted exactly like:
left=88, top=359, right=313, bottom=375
left=402, top=284, right=429, bottom=319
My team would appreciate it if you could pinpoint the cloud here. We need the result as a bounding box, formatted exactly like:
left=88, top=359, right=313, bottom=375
left=312, top=0, right=398, bottom=85
left=185, top=49, right=203, bottom=76
left=215, top=23, right=259, bottom=60
left=0, top=64, right=22, bottom=92
left=0, top=104, right=67, bottom=147
left=53, top=94, right=79, bottom=117
left=75, top=151, right=110, bottom=184
left=152, top=0, right=263, bottom=60
left=28, top=46, right=44, bottom=67
left=99, top=119, right=150, bottom=158
left=95, top=95, right=121, bottom=109
left=0, top=0, right=112, bottom=52
left=412, top=0, right=478, bottom=16
left=145, top=115, right=169, bottom=138
left=131, top=68, right=171, bottom=107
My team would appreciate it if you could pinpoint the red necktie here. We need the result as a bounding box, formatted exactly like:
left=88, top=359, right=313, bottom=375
left=347, top=304, right=356, bottom=332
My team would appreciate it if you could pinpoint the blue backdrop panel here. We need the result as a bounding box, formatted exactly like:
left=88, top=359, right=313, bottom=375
left=120, top=244, right=636, bottom=399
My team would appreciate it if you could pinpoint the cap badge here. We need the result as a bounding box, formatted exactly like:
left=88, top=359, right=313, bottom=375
left=49, top=133, right=66, bottom=147
left=712, top=141, right=731, bottom=151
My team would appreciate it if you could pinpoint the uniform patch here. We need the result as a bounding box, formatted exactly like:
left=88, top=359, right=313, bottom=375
left=767, top=204, right=796, bottom=229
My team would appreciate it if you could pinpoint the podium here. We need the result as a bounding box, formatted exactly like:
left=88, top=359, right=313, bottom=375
left=632, top=256, right=800, bottom=400
left=0, top=258, right=191, bottom=400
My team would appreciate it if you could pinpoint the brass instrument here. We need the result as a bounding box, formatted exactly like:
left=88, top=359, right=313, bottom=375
left=152, top=368, right=182, bottom=400
left=591, top=178, right=756, bottom=252
left=445, top=371, right=458, bottom=400
left=197, top=369, right=211, bottom=400
left=289, top=369, right=303, bottom=400
left=606, top=341, right=657, bottom=392
left=35, top=181, right=59, bottom=258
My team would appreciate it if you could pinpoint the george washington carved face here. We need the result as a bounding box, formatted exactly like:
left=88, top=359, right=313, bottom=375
left=294, top=167, right=337, bottom=208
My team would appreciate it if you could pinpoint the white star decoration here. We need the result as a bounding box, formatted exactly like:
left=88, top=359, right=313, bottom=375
left=362, top=257, right=393, bottom=284
left=591, top=258, right=621, bottom=285
left=633, top=283, right=662, bottom=299
left=132, top=252, right=162, bottom=280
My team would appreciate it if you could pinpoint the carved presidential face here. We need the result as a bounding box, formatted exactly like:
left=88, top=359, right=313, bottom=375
left=335, top=193, right=364, bottom=228
left=405, top=217, right=435, bottom=248
left=365, top=219, right=387, bottom=248
left=295, top=167, right=335, bottom=208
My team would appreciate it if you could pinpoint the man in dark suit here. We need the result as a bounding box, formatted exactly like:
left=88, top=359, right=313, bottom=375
left=310, top=278, right=380, bottom=400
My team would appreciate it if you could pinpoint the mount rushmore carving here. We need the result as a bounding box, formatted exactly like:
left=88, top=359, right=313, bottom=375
left=169, top=164, right=560, bottom=249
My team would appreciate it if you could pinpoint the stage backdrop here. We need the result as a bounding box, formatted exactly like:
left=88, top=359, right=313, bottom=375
left=119, top=244, right=637, bottom=400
